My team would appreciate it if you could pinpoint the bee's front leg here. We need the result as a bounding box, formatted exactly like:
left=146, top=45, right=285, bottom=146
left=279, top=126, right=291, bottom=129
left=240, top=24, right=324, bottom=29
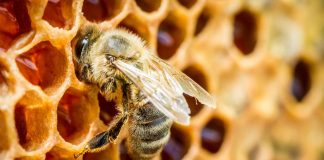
left=74, top=84, right=130, bottom=159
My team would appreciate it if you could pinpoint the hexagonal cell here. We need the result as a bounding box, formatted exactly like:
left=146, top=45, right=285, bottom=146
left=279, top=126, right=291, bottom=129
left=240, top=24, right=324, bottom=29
left=233, top=9, right=257, bottom=55
left=0, top=110, right=11, bottom=154
left=182, top=66, right=208, bottom=116
left=162, top=127, right=190, bottom=160
left=15, top=42, right=68, bottom=95
left=14, top=102, right=54, bottom=151
left=57, top=88, right=97, bottom=144
left=135, top=0, right=161, bottom=12
left=0, top=0, right=31, bottom=50
left=201, top=117, right=226, bottom=153
left=178, top=0, right=197, bottom=9
left=194, top=8, right=210, bottom=36
left=157, top=13, right=186, bottom=59
left=118, top=15, right=150, bottom=43
left=98, top=93, right=118, bottom=125
left=291, top=59, right=311, bottom=102
left=45, top=146, right=76, bottom=160
left=82, top=0, right=126, bottom=22
left=42, top=0, right=73, bottom=28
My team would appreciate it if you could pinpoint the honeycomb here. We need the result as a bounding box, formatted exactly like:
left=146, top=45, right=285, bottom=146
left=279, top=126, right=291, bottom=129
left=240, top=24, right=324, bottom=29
left=0, top=0, right=324, bottom=160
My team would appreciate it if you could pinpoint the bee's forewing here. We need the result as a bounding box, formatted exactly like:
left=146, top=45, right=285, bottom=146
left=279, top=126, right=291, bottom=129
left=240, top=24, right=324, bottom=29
left=113, top=60, right=190, bottom=125
left=148, top=54, right=216, bottom=108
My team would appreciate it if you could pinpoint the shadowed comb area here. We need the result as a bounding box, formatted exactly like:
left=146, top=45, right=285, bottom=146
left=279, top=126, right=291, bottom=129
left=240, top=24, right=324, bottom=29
left=0, top=0, right=324, bottom=160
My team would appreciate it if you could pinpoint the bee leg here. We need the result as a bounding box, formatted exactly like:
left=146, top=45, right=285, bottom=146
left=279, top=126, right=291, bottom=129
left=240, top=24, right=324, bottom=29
left=74, top=114, right=128, bottom=159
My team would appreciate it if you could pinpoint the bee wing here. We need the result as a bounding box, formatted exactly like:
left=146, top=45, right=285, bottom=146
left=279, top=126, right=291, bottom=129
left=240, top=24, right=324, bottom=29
left=113, top=60, right=190, bottom=125
left=147, top=54, right=216, bottom=108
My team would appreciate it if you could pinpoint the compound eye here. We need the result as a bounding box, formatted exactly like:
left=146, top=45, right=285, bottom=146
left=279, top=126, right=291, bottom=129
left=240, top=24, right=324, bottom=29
left=75, top=36, right=89, bottom=59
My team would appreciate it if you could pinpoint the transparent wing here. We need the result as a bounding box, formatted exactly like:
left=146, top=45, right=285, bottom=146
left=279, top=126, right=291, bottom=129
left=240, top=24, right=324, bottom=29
left=113, top=60, right=190, bottom=125
left=146, top=54, right=216, bottom=108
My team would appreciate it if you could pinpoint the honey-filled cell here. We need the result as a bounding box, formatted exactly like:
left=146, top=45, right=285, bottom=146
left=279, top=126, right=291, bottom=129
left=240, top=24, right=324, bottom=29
left=0, top=0, right=31, bottom=50
left=15, top=42, right=68, bottom=95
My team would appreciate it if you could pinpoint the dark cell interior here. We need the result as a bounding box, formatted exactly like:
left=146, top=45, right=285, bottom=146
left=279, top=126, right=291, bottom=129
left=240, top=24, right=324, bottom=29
left=157, top=16, right=185, bottom=59
left=0, top=0, right=31, bottom=50
left=14, top=105, right=28, bottom=149
left=291, top=60, right=311, bottom=102
left=178, top=0, right=197, bottom=9
left=182, top=66, right=208, bottom=116
left=118, top=15, right=150, bottom=43
left=194, top=9, right=210, bottom=36
left=98, top=94, right=118, bottom=125
left=119, top=140, right=132, bottom=160
left=135, top=0, right=161, bottom=12
left=233, top=9, right=257, bottom=55
left=162, top=127, right=190, bottom=160
left=201, top=117, right=226, bottom=153
left=82, top=0, right=124, bottom=22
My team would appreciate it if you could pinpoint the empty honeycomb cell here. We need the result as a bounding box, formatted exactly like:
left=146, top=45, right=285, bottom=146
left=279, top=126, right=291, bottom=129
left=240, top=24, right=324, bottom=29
left=233, top=9, right=257, bottom=55
left=118, top=15, right=150, bottom=43
left=0, top=0, right=31, bottom=50
left=15, top=42, right=67, bottom=94
left=182, top=66, right=208, bottom=116
left=157, top=14, right=186, bottom=59
left=134, top=0, right=161, bottom=12
left=14, top=104, right=54, bottom=151
left=177, top=0, right=197, bottom=9
left=291, top=59, right=311, bottom=102
left=98, top=94, right=118, bottom=125
left=201, top=117, right=226, bottom=153
left=57, top=88, right=97, bottom=144
left=0, top=111, right=11, bottom=153
left=194, top=9, right=210, bottom=36
left=162, top=127, right=190, bottom=160
left=82, top=0, right=125, bottom=22
left=42, top=0, right=73, bottom=28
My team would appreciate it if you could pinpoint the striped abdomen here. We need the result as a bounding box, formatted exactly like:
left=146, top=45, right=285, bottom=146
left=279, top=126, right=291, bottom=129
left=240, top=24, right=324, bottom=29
left=127, top=102, right=173, bottom=160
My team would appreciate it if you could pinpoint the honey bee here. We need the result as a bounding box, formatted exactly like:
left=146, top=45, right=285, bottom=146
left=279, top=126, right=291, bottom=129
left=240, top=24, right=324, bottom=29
left=73, top=25, right=216, bottom=160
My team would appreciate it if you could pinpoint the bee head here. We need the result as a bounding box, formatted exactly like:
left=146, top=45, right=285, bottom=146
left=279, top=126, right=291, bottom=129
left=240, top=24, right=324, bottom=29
left=73, top=25, right=101, bottom=83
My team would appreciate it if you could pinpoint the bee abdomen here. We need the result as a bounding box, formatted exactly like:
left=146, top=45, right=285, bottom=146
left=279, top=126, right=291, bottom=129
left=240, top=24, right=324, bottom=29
left=127, top=102, right=173, bottom=160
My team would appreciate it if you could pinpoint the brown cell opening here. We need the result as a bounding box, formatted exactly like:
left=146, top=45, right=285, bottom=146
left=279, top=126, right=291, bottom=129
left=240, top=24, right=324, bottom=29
left=183, top=66, right=208, bottom=116
left=233, top=9, right=257, bottom=55
left=0, top=0, right=31, bottom=50
left=135, top=0, right=161, bottom=12
left=194, top=9, right=210, bottom=36
left=14, top=104, right=52, bottom=151
left=57, top=88, right=95, bottom=144
left=15, top=42, right=68, bottom=95
left=42, top=0, right=73, bottom=29
left=178, top=0, right=197, bottom=9
left=98, top=94, right=118, bottom=125
left=0, top=111, right=11, bottom=152
left=119, top=140, right=132, bottom=160
left=162, top=127, right=190, bottom=160
left=82, top=0, right=125, bottom=22
left=118, top=15, right=150, bottom=43
left=157, top=14, right=186, bottom=59
left=201, top=117, right=226, bottom=153
left=291, top=60, right=311, bottom=102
